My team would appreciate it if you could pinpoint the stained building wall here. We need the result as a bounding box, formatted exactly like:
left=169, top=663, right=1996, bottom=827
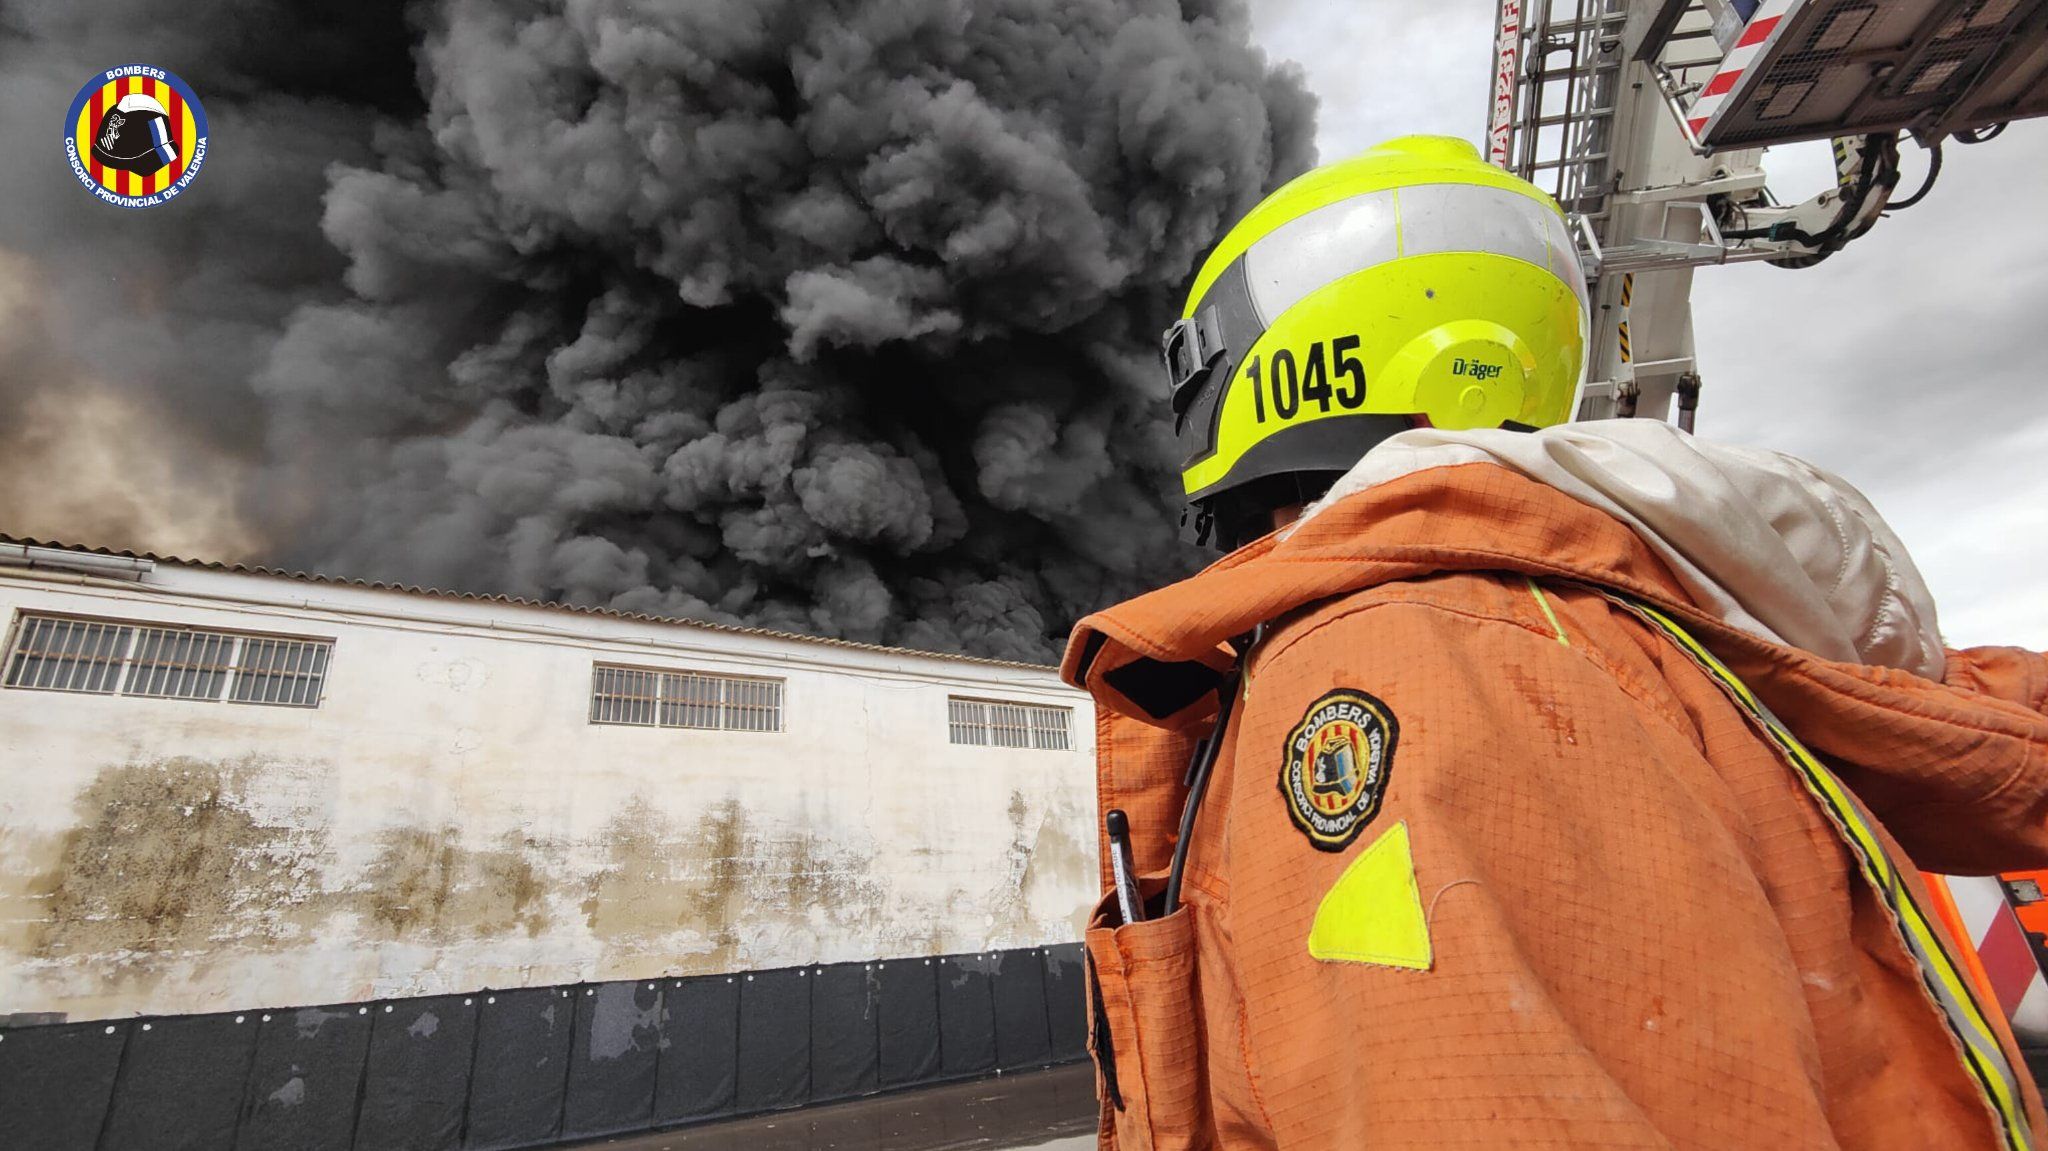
left=0, top=559, right=1099, bottom=1025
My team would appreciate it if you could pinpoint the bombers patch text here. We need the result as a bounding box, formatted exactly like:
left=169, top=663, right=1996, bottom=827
left=63, top=65, right=208, bottom=209
left=1280, top=688, right=1398, bottom=852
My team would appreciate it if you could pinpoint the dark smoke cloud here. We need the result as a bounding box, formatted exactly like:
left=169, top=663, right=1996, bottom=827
left=1, top=0, right=1316, bottom=662
left=0, top=0, right=418, bottom=541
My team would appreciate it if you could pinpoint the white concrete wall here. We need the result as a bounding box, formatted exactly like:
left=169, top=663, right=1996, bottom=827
left=0, top=562, right=1098, bottom=1022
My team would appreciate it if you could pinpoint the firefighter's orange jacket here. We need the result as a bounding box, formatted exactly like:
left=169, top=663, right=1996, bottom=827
left=1062, top=460, right=2048, bottom=1150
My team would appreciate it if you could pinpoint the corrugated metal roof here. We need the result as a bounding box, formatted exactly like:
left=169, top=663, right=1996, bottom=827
left=0, top=534, right=1060, bottom=673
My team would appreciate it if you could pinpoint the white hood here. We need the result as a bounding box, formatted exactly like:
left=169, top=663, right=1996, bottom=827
left=1292, top=420, right=1947, bottom=680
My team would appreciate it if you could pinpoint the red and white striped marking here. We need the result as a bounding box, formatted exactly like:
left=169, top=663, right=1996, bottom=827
left=1489, top=0, right=1524, bottom=168
left=1946, top=874, right=2048, bottom=1045
left=1684, top=0, right=1803, bottom=143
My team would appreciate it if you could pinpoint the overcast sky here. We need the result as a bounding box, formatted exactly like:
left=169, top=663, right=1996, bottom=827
left=1249, top=0, right=2048, bottom=651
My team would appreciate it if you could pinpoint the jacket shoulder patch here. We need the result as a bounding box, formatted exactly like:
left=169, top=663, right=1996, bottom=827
left=1307, top=821, right=1432, bottom=971
left=1279, top=687, right=1397, bottom=851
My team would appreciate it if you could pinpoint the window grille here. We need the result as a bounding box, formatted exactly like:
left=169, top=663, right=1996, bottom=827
left=1029, top=705, right=1072, bottom=751
left=663, top=672, right=723, bottom=730
left=990, top=703, right=1031, bottom=748
left=591, top=664, right=783, bottom=733
left=2, top=616, right=133, bottom=694
left=592, top=666, right=660, bottom=726
left=948, top=696, right=1072, bottom=751
left=231, top=637, right=331, bottom=708
left=2, top=613, right=331, bottom=708
left=948, top=698, right=989, bottom=746
left=720, top=675, right=782, bottom=733
left=124, top=626, right=235, bottom=700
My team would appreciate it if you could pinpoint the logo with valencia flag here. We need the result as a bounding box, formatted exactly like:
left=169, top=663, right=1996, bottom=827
left=1280, top=688, right=1398, bottom=852
left=63, top=65, right=208, bottom=208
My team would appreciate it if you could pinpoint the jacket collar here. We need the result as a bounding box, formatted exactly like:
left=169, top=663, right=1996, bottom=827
left=1062, top=460, right=1700, bottom=728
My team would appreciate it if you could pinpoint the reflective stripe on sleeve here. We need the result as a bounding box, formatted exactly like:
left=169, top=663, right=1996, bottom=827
left=1611, top=594, right=2036, bottom=1151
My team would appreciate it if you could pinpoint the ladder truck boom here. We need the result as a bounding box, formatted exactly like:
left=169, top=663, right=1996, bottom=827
left=1490, top=0, right=2048, bottom=422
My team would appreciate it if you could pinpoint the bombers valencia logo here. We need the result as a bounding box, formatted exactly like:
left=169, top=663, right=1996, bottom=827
left=1280, top=689, right=1398, bottom=852
left=63, top=65, right=208, bottom=209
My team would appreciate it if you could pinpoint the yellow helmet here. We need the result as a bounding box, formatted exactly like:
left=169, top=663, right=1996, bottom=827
left=1163, top=135, right=1588, bottom=547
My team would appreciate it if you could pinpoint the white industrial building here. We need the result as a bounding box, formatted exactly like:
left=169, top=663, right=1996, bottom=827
left=0, top=537, right=1099, bottom=1024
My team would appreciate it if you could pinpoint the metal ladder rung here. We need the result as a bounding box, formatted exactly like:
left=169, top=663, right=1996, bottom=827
left=1531, top=108, right=1618, bottom=128
left=1541, top=13, right=1631, bottom=34
left=1529, top=151, right=1613, bottom=171
left=1499, top=0, right=1651, bottom=257
left=1532, top=69, right=1624, bottom=86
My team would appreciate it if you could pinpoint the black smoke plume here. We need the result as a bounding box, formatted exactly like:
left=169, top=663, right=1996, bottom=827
left=0, top=0, right=1315, bottom=661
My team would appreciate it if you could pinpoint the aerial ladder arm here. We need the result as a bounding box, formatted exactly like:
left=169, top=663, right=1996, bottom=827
left=1489, top=0, right=2046, bottom=422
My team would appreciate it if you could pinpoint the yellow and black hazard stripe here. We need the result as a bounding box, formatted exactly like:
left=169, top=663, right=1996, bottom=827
left=1621, top=273, right=1635, bottom=309
left=1617, top=320, right=1632, bottom=364
left=1610, top=594, right=2036, bottom=1151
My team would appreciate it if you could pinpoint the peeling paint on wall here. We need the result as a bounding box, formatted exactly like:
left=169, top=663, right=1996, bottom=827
left=359, top=827, right=551, bottom=941
left=576, top=797, right=893, bottom=974
left=580, top=797, right=743, bottom=964
left=29, top=758, right=328, bottom=977
left=1022, top=798, right=1097, bottom=940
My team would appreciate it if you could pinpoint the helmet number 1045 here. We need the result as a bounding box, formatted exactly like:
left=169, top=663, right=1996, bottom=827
left=1246, top=337, right=1367, bottom=423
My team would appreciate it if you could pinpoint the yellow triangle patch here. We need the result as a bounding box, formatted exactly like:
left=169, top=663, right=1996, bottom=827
left=1307, top=821, right=1432, bottom=970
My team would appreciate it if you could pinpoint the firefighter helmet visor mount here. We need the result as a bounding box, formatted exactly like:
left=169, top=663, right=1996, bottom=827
left=1164, top=307, right=1228, bottom=418
left=1165, top=136, right=1589, bottom=548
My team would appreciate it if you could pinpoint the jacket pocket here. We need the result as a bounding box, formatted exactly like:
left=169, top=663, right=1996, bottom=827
left=1085, top=888, right=1210, bottom=1151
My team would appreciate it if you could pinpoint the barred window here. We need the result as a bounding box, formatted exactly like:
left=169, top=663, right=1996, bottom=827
left=1028, top=705, right=1072, bottom=751
left=591, top=666, right=659, bottom=726
left=2, top=616, right=132, bottom=694
left=948, top=697, right=989, bottom=746
left=662, top=672, right=722, bottom=730
left=989, top=703, right=1031, bottom=748
left=125, top=626, right=235, bottom=700
left=591, top=664, right=783, bottom=733
left=719, top=675, right=782, bottom=733
left=231, top=637, right=332, bottom=708
left=948, top=696, right=1071, bottom=751
left=2, top=613, right=331, bottom=708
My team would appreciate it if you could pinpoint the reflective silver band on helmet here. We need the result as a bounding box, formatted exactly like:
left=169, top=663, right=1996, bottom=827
left=1238, top=182, right=1587, bottom=327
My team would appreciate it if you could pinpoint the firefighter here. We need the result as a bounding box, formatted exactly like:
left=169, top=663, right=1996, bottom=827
left=1064, top=135, right=2048, bottom=1149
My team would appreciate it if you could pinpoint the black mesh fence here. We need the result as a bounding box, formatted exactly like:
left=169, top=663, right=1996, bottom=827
left=0, top=943, right=1084, bottom=1151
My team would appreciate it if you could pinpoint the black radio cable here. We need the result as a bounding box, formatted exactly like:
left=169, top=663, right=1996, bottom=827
left=1162, top=661, right=1245, bottom=914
